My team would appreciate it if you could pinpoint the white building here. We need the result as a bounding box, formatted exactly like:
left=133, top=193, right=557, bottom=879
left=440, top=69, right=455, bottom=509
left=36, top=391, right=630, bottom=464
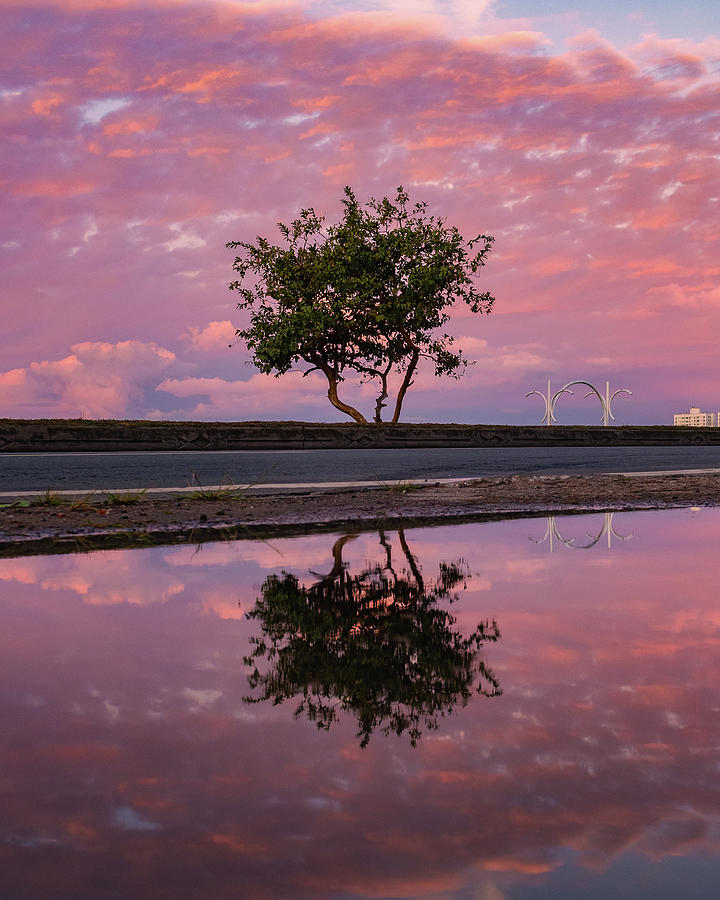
left=673, top=407, right=716, bottom=427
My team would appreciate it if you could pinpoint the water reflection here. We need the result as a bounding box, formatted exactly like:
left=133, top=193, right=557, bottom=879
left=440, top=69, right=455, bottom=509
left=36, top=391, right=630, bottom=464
left=1, top=509, right=720, bottom=899
left=244, top=529, right=501, bottom=747
left=531, top=511, right=634, bottom=551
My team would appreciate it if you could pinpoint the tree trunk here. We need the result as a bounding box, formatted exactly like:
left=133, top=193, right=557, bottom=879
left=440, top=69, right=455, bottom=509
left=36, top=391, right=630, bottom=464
left=373, top=365, right=392, bottom=424
left=321, top=366, right=368, bottom=423
left=390, top=349, right=419, bottom=424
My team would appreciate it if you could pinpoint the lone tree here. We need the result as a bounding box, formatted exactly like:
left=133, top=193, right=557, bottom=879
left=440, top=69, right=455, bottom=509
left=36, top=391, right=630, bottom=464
left=227, top=186, right=495, bottom=423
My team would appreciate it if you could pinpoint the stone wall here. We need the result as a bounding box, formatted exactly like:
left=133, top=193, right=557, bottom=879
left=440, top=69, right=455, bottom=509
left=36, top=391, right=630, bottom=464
left=2, top=419, right=720, bottom=452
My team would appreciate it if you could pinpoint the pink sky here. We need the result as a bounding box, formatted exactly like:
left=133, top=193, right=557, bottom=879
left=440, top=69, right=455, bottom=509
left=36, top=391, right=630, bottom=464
left=2, top=0, right=719, bottom=424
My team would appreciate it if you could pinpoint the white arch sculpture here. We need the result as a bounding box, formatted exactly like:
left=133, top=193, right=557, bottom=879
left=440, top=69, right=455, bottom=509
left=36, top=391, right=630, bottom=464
left=526, top=379, right=632, bottom=426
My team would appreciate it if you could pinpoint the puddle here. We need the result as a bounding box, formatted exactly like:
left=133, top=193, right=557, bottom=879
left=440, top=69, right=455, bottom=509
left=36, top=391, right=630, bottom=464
left=1, top=508, right=719, bottom=898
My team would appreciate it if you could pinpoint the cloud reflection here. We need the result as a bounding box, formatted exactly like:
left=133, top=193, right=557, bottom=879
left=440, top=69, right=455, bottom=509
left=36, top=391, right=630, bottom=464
left=0, top=510, right=720, bottom=897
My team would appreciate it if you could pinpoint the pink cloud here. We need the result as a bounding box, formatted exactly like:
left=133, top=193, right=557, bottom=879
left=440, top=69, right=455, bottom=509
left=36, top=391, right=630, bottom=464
left=155, top=370, right=330, bottom=418
left=182, top=320, right=237, bottom=352
left=0, top=340, right=176, bottom=418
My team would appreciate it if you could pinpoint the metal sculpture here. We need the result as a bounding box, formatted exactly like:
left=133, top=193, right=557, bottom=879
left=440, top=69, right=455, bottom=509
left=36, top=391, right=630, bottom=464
left=524, top=379, right=572, bottom=426
left=526, top=379, right=631, bottom=425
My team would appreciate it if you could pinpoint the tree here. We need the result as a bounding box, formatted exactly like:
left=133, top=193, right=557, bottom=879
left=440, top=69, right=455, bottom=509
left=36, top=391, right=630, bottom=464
left=243, top=530, right=501, bottom=748
left=227, top=186, right=495, bottom=423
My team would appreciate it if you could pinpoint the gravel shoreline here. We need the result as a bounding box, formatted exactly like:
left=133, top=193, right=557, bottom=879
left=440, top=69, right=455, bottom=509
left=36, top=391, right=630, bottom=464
left=2, top=471, right=720, bottom=557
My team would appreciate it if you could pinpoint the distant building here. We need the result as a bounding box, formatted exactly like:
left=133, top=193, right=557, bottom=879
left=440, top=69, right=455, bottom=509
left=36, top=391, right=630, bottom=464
left=673, top=407, right=716, bottom=427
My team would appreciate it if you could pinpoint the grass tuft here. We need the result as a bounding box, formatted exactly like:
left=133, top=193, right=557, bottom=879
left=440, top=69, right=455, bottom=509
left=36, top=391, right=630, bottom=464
left=187, top=472, right=246, bottom=501
left=68, top=491, right=97, bottom=511
left=104, top=488, right=147, bottom=506
left=35, top=488, right=65, bottom=507
left=379, top=479, right=424, bottom=494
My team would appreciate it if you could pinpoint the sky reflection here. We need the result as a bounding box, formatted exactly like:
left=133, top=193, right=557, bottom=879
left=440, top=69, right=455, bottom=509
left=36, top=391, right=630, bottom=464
left=1, top=508, right=720, bottom=899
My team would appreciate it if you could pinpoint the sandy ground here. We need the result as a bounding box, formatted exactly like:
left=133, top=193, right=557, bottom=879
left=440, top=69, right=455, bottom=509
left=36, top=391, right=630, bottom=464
left=2, top=471, right=720, bottom=557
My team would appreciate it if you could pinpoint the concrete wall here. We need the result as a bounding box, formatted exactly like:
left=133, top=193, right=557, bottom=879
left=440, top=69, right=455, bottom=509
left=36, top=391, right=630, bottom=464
left=2, top=419, right=720, bottom=451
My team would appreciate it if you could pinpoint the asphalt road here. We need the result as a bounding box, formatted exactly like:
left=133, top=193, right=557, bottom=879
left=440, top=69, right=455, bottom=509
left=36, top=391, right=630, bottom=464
left=2, top=445, right=720, bottom=494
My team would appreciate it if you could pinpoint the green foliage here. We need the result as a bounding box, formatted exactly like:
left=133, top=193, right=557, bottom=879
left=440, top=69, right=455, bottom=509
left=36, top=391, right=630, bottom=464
left=243, top=530, right=501, bottom=748
left=227, top=186, right=495, bottom=423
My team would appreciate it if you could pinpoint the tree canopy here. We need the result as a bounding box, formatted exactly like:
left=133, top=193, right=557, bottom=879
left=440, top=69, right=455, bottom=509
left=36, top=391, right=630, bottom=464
left=227, top=186, right=495, bottom=423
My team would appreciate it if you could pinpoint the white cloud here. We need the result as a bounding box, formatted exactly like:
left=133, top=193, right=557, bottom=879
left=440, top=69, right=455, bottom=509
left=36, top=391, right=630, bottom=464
left=164, top=224, right=207, bottom=252
left=81, top=97, right=130, bottom=124
left=112, top=806, right=161, bottom=832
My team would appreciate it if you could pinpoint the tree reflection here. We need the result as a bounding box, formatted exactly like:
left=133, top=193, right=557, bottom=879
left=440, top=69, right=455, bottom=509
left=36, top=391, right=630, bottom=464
left=243, top=529, right=501, bottom=747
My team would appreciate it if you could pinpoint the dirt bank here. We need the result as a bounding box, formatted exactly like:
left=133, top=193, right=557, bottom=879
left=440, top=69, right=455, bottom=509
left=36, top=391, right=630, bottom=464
left=2, top=471, right=719, bottom=558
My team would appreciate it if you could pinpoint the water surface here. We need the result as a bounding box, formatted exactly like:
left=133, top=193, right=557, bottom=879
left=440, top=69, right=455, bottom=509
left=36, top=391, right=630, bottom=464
left=1, top=509, right=719, bottom=898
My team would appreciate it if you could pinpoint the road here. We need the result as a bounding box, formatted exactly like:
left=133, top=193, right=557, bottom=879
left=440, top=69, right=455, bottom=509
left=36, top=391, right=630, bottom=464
left=2, top=445, right=720, bottom=495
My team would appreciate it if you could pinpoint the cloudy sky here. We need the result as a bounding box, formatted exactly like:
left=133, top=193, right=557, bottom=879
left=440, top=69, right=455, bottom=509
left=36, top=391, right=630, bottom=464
left=2, top=0, right=719, bottom=424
